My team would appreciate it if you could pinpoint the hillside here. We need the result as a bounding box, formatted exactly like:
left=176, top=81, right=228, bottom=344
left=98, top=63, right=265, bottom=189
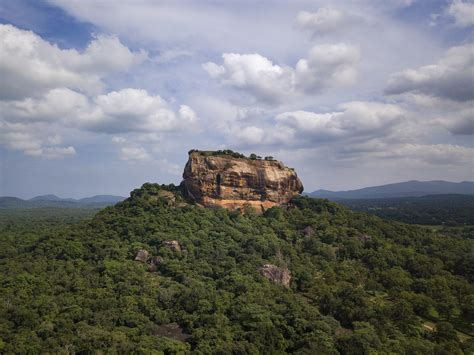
left=309, top=180, right=474, bottom=199
left=0, top=183, right=472, bottom=353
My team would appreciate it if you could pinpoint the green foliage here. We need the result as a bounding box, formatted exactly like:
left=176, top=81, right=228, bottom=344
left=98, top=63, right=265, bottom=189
left=189, top=149, right=246, bottom=159
left=0, top=186, right=472, bottom=353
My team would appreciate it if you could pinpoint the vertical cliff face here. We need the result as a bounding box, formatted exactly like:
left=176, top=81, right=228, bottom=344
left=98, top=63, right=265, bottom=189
left=182, top=151, right=303, bottom=211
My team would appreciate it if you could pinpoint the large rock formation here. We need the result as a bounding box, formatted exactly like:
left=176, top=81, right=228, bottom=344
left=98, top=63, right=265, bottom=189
left=182, top=150, right=303, bottom=211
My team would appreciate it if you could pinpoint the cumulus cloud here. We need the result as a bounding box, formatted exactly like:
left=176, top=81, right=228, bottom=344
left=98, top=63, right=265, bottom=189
left=274, top=101, right=404, bottom=144
left=0, top=24, right=147, bottom=100
left=1, top=88, right=88, bottom=123
left=1, top=88, right=197, bottom=134
left=446, top=0, right=474, bottom=27
left=203, top=53, right=294, bottom=104
left=81, top=89, right=197, bottom=133
left=203, top=44, right=359, bottom=103
left=385, top=44, right=474, bottom=102
left=296, top=7, right=351, bottom=36
left=294, top=43, right=360, bottom=93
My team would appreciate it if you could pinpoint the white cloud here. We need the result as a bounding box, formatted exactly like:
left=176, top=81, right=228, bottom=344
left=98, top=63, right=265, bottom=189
left=204, top=44, right=359, bottom=103
left=0, top=127, right=76, bottom=159
left=296, top=7, right=347, bottom=36
left=203, top=53, right=294, bottom=104
left=27, top=146, right=76, bottom=159
left=119, top=146, right=151, bottom=162
left=382, top=143, right=474, bottom=165
left=233, top=126, right=265, bottom=145
left=81, top=88, right=197, bottom=133
left=1, top=88, right=89, bottom=123
left=1, top=87, right=197, bottom=134
left=402, top=94, right=474, bottom=135
left=274, top=101, right=404, bottom=143
left=0, top=87, right=197, bottom=158
left=447, top=0, right=474, bottom=27
left=385, top=44, right=474, bottom=102
left=294, top=43, right=360, bottom=93
left=0, top=24, right=146, bottom=100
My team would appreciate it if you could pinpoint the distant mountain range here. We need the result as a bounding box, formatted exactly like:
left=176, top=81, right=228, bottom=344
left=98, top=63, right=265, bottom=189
left=0, top=194, right=126, bottom=209
left=308, top=180, right=474, bottom=199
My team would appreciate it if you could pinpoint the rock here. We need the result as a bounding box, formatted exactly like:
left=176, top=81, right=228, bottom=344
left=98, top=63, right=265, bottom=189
left=358, top=234, right=372, bottom=243
left=148, top=256, right=163, bottom=272
left=134, top=249, right=149, bottom=263
left=259, top=264, right=291, bottom=287
left=153, top=323, right=190, bottom=342
left=164, top=240, right=181, bottom=252
left=182, top=150, right=303, bottom=211
left=302, top=226, right=315, bottom=237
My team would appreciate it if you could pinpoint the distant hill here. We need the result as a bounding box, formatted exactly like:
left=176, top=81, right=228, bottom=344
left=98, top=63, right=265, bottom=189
left=338, top=194, right=474, bottom=226
left=308, top=180, right=474, bottom=199
left=29, top=194, right=75, bottom=202
left=0, top=194, right=126, bottom=209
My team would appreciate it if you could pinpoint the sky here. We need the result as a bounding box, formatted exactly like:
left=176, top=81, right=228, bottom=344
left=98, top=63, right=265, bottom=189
left=0, top=0, right=473, bottom=198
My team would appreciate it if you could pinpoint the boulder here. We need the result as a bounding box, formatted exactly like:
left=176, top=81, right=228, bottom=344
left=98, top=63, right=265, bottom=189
left=164, top=240, right=181, bottom=252
left=134, top=249, right=149, bottom=263
left=182, top=150, right=303, bottom=212
left=148, top=256, right=163, bottom=272
left=259, top=264, right=291, bottom=288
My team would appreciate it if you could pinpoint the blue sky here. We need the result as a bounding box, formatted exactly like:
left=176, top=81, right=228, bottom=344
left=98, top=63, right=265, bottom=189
left=0, top=0, right=473, bottom=198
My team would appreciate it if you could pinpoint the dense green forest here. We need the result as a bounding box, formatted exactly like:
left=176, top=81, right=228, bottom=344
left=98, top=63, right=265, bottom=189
left=338, top=194, right=474, bottom=227
left=0, top=183, right=473, bottom=353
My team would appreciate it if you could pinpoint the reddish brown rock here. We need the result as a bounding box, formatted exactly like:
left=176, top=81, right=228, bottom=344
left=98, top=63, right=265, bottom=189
left=182, top=151, right=303, bottom=211
left=259, top=264, right=291, bottom=287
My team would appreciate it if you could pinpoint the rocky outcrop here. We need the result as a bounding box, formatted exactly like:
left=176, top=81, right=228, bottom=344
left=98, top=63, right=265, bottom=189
left=182, top=151, right=303, bottom=211
left=259, top=264, right=291, bottom=287
left=134, top=250, right=163, bottom=272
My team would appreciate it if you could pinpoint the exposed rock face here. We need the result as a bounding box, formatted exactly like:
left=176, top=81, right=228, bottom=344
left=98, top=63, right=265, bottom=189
left=182, top=151, right=303, bottom=211
left=259, top=264, right=291, bottom=288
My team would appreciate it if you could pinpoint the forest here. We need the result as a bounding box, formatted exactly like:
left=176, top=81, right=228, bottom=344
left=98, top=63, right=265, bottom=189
left=338, top=194, right=474, bottom=227
left=0, top=183, right=473, bottom=354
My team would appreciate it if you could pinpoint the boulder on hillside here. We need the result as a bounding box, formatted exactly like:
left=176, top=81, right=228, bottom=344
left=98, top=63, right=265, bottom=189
left=134, top=249, right=149, bottom=263
left=148, top=256, right=164, bottom=272
left=164, top=240, right=181, bottom=252
left=259, top=264, right=291, bottom=288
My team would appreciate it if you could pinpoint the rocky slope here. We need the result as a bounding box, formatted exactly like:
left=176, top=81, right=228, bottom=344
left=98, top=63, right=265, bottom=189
left=182, top=150, right=303, bottom=211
